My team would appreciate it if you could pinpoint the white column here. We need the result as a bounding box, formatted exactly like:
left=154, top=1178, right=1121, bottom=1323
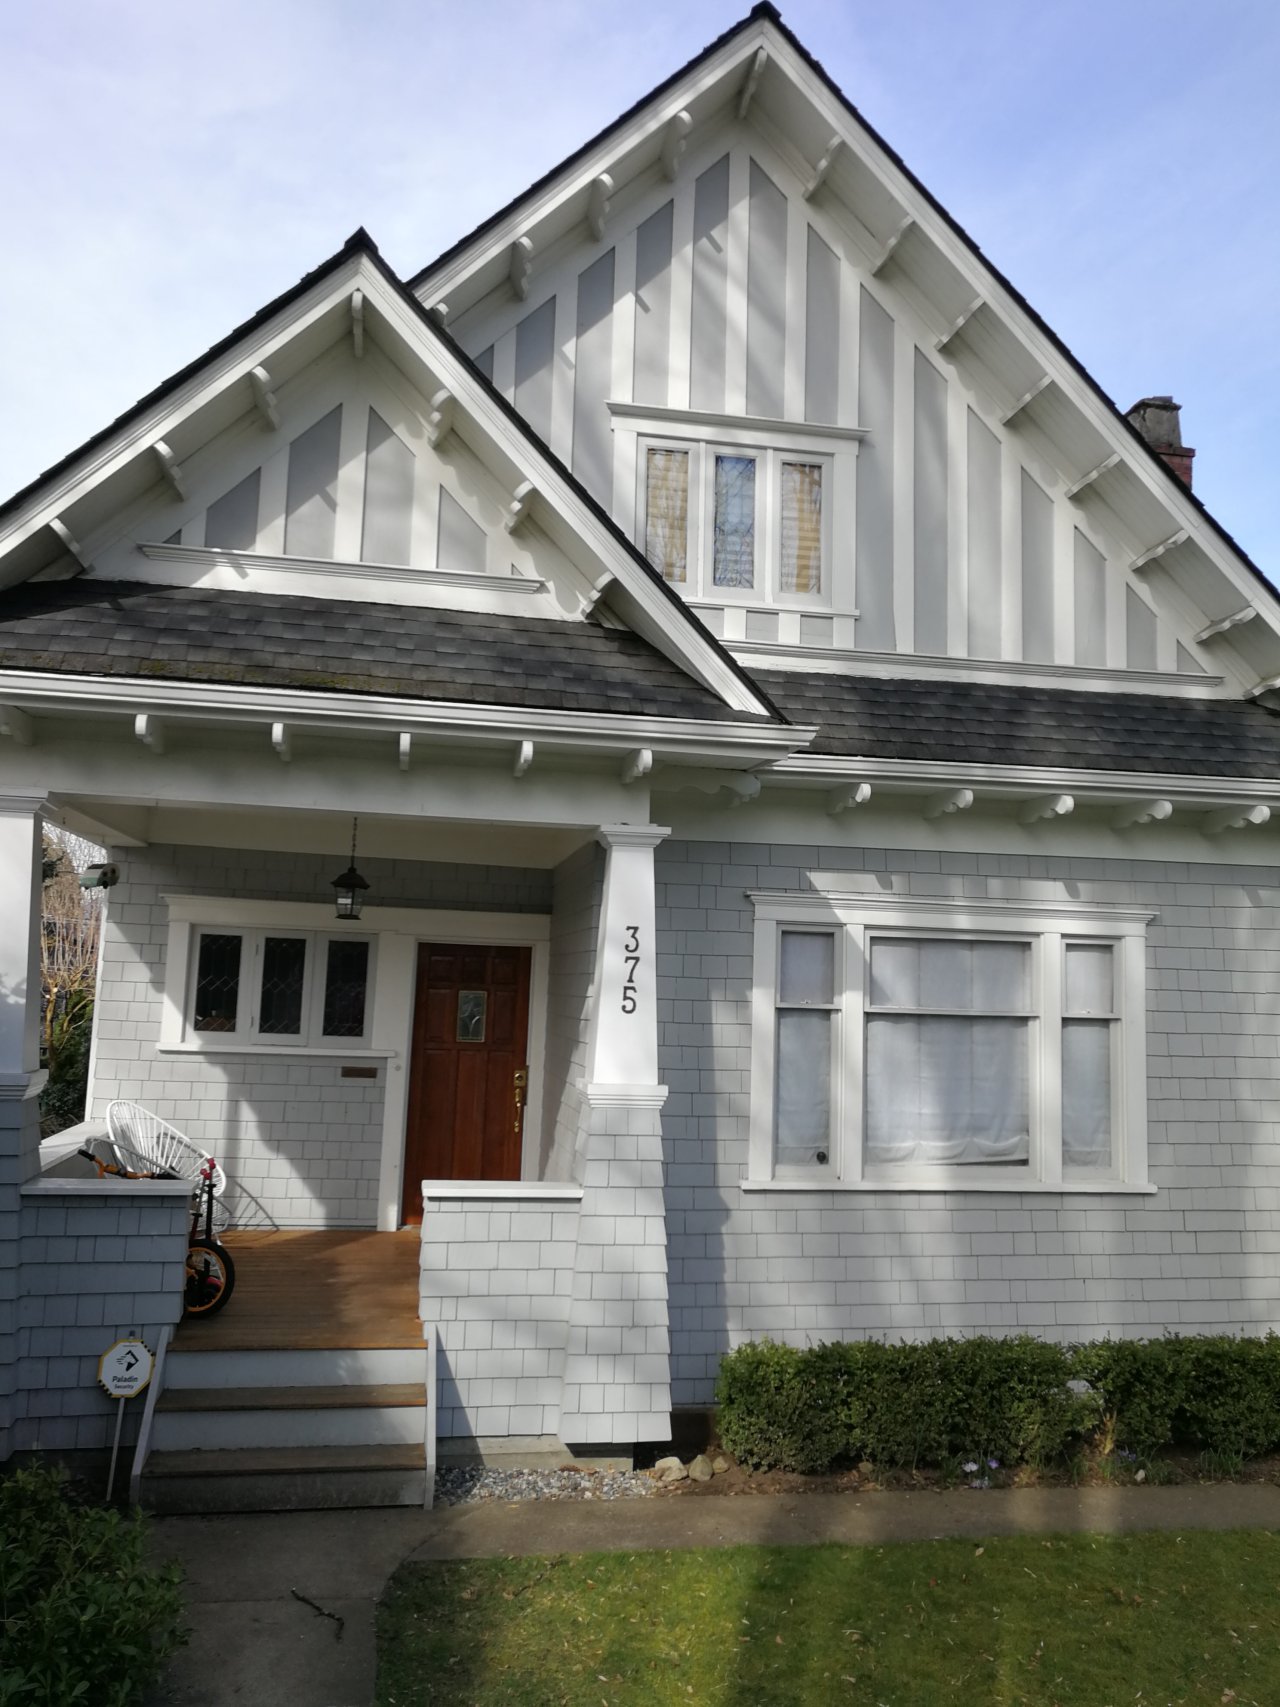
left=585, top=824, right=670, bottom=1093
left=561, top=823, right=673, bottom=1446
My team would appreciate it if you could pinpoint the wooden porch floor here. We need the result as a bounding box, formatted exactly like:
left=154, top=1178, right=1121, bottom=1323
left=172, top=1230, right=421, bottom=1352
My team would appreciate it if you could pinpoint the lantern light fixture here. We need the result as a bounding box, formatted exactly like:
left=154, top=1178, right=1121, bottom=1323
left=331, top=816, right=370, bottom=919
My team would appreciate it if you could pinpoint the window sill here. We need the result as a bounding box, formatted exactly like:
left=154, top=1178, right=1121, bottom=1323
left=742, top=1177, right=1158, bottom=1195
left=157, top=1045, right=394, bottom=1060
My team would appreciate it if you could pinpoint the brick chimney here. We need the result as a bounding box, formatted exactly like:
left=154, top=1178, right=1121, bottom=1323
left=1125, top=396, right=1195, bottom=488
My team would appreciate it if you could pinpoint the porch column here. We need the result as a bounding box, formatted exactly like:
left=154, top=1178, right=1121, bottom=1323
left=560, top=824, right=671, bottom=1445
left=0, top=798, right=47, bottom=1458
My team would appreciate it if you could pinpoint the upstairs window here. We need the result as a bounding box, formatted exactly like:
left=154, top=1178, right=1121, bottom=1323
left=641, top=441, right=829, bottom=603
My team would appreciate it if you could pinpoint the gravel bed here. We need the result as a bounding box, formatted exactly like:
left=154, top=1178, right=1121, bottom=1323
left=434, top=1465, right=657, bottom=1505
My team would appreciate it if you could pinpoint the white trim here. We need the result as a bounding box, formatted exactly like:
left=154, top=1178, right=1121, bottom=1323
left=0, top=669, right=807, bottom=760
left=727, top=643, right=1224, bottom=696
left=739, top=1178, right=1159, bottom=1195
left=750, top=890, right=1156, bottom=929
left=748, top=892, right=1151, bottom=1193
left=163, top=895, right=554, bottom=939
left=136, top=542, right=550, bottom=599
left=421, top=1180, right=584, bottom=1201
left=157, top=1045, right=397, bottom=1059
left=610, top=400, right=867, bottom=446
left=20, top=1174, right=193, bottom=1198
left=580, top=1082, right=670, bottom=1108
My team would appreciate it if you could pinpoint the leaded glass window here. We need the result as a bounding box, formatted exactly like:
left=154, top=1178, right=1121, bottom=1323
left=712, top=454, right=756, bottom=588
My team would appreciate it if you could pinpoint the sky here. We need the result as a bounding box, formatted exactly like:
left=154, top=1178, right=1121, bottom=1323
left=3, top=0, right=1279, bottom=573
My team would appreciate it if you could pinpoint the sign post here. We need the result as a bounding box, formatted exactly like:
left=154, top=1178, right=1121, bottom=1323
left=97, top=1338, right=154, bottom=1503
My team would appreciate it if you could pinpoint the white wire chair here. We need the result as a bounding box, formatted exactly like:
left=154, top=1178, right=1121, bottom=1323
left=105, top=1101, right=230, bottom=1228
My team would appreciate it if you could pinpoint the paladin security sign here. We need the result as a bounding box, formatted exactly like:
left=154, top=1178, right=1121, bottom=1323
left=97, top=1338, right=154, bottom=1400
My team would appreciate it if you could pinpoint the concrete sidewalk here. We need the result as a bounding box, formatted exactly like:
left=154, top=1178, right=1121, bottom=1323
left=145, top=1481, right=1280, bottom=1706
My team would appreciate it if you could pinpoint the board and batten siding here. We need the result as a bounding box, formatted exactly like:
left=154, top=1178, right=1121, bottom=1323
left=448, top=127, right=1202, bottom=677
left=655, top=837, right=1280, bottom=1406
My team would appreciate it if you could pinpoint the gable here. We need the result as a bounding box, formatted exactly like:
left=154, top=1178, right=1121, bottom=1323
left=413, top=8, right=1280, bottom=702
left=0, top=235, right=776, bottom=721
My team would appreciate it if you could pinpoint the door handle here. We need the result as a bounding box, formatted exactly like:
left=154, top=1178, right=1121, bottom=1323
left=513, top=1068, right=528, bottom=1134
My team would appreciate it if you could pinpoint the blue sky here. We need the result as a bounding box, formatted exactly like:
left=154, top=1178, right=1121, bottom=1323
left=3, top=0, right=1277, bottom=573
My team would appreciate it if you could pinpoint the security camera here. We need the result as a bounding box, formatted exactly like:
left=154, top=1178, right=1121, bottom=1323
left=79, top=864, right=120, bottom=890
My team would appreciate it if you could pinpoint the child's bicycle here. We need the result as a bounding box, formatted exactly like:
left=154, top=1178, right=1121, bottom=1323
left=79, top=1147, right=236, bottom=1318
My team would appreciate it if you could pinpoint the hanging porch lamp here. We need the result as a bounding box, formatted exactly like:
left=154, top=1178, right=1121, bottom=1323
left=331, top=816, right=370, bottom=919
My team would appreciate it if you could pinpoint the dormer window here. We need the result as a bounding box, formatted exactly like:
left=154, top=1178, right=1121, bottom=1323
left=641, top=440, right=828, bottom=603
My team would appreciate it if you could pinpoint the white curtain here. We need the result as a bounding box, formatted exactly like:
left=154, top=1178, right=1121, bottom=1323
left=774, top=932, right=835, bottom=1164
left=644, top=448, right=689, bottom=583
left=865, top=938, right=1030, bottom=1166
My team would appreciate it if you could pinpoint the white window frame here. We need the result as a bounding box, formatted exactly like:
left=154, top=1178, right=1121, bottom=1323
left=639, top=436, right=833, bottom=607
left=747, top=891, right=1154, bottom=1193
left=182, top=925, right=375, bottom=1050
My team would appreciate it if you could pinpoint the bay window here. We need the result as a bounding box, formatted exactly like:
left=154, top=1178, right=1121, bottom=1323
left=749, top=893, right=1151, bottom=1191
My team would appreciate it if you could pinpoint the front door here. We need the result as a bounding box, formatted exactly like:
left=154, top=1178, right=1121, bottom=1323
left=401, top=942, right=532, bottom=1223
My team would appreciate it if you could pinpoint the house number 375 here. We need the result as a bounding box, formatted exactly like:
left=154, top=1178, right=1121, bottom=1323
left=621, top=925, right=641, bottom=1014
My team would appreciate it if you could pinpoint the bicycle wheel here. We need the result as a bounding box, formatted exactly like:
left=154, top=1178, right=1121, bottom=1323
left=184, top=1238, right=236, bottom=1317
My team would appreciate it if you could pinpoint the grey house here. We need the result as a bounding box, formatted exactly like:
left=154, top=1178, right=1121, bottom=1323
left=3, top=6, right=1280, bottom=1504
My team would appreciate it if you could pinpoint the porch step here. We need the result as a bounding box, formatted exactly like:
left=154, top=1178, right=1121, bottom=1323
left=141, top=1443, right=429, bottom=1514
left=162, top=1346, right=427, bottom=1389
left=152, top=1381, right=427, bottom=1452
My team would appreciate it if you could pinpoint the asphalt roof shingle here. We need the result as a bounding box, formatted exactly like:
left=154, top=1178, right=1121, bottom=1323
left=754, top=669, right=1280, bottom=780
left=0, top=579, right=761, bottom=724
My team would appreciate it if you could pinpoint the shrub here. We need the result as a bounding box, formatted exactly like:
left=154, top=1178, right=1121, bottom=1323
left=714, top=1340, right=846, bottom=1471
left=716, top=1335, right=1088, bottom=1474
left=1076, top=1334, right=1280, bottom=1459
left=715, top=1332, right=1280, bottom=1475
left=0, top=1465, right=185, bottom=1706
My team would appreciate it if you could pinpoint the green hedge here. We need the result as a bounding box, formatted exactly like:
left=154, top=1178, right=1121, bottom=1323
left=0, top=1466, right=185, bottom=1706
left=715, top=1333, right=1280, bottom=1472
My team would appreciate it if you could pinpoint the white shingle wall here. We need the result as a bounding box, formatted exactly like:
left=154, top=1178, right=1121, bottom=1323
left=540, top=844, right=602, bottom=1181
left=559, top=1101, right=672, bottom=1443
left=90, top=844, right=551, bottom=1228
left=14, top=1185, right=188, bottom=1451
left=421, top=1197, right=580, bottom=1437
left=657, top=841, right=1280, bottom=1407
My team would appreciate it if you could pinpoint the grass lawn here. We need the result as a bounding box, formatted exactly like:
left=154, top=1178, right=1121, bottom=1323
left=376, top=1528, right=1280, bottom=1707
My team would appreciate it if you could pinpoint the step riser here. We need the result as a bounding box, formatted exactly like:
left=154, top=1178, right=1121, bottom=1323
left=152, top=1406, right=427, bottom=1452
left=142, top=1468, right=431, bottom=1515
left=163, top=1347, right=427, bottom=1388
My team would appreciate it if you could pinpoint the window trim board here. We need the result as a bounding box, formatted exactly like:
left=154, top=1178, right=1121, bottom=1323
left=747, top=892, right=1152, bottom=1193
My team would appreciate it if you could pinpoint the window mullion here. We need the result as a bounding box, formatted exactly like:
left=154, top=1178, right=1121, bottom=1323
left=841, top=923, right=863, bottom=1183
left=1039, top=933, right=1063, bottom=1186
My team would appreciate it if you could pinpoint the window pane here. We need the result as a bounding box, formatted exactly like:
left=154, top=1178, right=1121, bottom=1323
left=779, top=932, right=834, bottom=1004
left=780, top=461, right=823, bottom=594
left=869, top=938, right=1028, bottom=1012
left=259, top=936, right=307, bottom=1035
left=1062, top=1019, right=1113, bottom=1170
left=865, top=1015, right=1029, bottom=1165
left=775, top=1010, right=831, bottom=1165
left=1065, top=943, right=1114, bottom=1014
left=645, top=448, right=689, bottom=583
left=712, top=454, right=756, bottom=588
left=323, top=939, right=370, bottom=1038
left=193, top=933, right=242, bottom=1033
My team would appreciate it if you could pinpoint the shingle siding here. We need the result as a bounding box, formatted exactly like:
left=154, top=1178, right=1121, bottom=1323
left=657, top=838, right=1280, bottom=1405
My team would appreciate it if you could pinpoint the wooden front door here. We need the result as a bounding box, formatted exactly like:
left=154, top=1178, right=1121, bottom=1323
left=401, top=942, right=532, bottom=1223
